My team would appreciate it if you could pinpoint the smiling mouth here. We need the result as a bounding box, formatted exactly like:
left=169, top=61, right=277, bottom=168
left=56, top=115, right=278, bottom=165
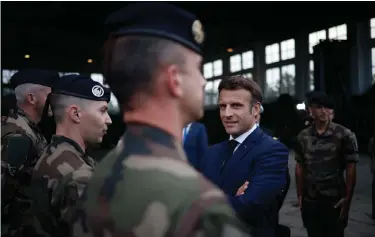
left=224, top=122, right=237, bottom=126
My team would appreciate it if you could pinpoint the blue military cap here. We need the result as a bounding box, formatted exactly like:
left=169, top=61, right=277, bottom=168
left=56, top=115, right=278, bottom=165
left=10, top=69, right=60, bottom=89
left=105, top=2, right=205, bottom=54
left=52, top=74, right=111, bottom=102
left=307, top=91, right=333, bottom=108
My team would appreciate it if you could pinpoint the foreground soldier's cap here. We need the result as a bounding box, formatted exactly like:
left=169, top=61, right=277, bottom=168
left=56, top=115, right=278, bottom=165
left=52, top=74, right=111, bottom=102
left=10, top=69, right=60, bottom=89
left=105, top=2, right=205, bottom=54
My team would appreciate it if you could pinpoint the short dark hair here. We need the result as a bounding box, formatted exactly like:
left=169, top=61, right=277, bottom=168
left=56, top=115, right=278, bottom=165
left=50, top=93, right=89, bottom=124
left=102, top=35, right=186, bottom=112
left=218, top=75, right=263, bottom=103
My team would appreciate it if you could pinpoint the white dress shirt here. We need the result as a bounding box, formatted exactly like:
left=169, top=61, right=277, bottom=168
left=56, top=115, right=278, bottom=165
left=182, top=123, right=192, bottom=143
left=229, top=124, right=257, bottom=153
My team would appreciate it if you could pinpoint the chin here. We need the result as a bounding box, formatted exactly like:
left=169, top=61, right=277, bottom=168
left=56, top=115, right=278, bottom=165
left=224, top=127, right=238, bottom=136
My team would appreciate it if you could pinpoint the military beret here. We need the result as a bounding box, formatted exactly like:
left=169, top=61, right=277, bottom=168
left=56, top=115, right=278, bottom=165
left=10, top=69, right=60, bottom=89
left=105, top=2, right=204, bottom=54
left=52, top=74, right=111, bottom=102
left=308, top=91, right=332, bottom=108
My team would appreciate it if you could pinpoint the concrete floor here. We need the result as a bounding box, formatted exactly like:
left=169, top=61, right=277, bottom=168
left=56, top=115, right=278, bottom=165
left=280, top=152, right=375, bottom=237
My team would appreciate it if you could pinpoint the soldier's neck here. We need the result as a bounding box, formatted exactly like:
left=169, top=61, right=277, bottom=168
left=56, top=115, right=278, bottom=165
left=124, top=104, right=184, bottom=143
left=314, top=120, right=329, bottom=134
left=55, top=125, right=87, bottom=152
left=18, top=105, right=41, bottom=124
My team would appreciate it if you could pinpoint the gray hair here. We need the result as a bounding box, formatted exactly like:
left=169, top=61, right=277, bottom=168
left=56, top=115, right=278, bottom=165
left=14, top=83, right=47, bottom=105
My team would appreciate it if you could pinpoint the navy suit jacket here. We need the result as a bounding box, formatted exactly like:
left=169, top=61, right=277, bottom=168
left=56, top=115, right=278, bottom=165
left=202, top=127, right=289, bottom=237
left=183, top=122, right=208, bottom=171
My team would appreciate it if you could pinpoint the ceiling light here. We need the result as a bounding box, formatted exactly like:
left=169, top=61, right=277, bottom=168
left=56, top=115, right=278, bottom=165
left=87, top=59, right=93, bottom=63
left=24, top=54, right=30, bottom=59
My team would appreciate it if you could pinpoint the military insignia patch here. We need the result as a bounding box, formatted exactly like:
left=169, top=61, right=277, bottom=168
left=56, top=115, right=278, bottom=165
left=192, top=20, right=204, bottom=44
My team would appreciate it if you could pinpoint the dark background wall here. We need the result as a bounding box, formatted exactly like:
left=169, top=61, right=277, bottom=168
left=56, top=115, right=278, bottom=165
left=2, top=2, right=375, bottom=153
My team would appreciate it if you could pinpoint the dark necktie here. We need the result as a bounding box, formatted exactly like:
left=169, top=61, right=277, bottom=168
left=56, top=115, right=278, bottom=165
left=221, top=139, right=239, bottom=172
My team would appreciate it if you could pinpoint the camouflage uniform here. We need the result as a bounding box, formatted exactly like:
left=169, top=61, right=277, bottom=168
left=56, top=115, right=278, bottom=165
left=31, top=135, right=96, bottom=237
left=73, top=124, right=252, bottom=237
left=28, top=74, right=111, bottom=237
left=1, top=108, right=48, bottom=236
left=295, top=122, right=359, bottom=236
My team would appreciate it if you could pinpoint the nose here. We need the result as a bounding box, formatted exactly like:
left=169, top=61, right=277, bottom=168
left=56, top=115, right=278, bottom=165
left=224, top=106, right=234, bottom=117
left=106, top=114, right=113, bottom=125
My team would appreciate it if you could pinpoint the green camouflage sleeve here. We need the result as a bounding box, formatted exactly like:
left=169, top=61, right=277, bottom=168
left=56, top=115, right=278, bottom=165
left=342, top=130, right=359, bottom=164
left=174, top=190, right=252, bottom=237
left=1, top=133, right=33, bottom=178
left=52, top=166, right=93, bottom=223
left=82, top=154, right=253, bottom=237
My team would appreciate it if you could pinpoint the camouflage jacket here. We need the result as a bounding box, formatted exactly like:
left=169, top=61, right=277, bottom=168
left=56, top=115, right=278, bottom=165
left=1, top=108, right=48, bottom=235
left=73, top=123, right=252, bottom=237
left=295, top=122, right=359, bottom=202
left=31, top=135, right=96, bottom=237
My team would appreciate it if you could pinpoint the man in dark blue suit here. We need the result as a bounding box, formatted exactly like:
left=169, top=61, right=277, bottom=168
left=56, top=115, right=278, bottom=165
left=202, top=75, right=289, bottom=237
left=183, top=122, right=208, bottom=171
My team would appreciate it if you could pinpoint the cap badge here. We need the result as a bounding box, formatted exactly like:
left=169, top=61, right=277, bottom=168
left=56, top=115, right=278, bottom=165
left=92, top=85, right=104, bottom=97
left=192, top=20, right=204, bottom=44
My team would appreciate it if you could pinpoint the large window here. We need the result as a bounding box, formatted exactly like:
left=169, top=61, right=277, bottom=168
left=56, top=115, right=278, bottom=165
left=2, top=69, right=18, bottom=84
left=328, top=24, right=347, bottom=40
left=230, top=50, right=254, bottom=73
left=204, top=78, right=221, bottom=106
left=370, top=18, right=375, bottom=39
left=265, top=43, right=280, bottom=64
left=309, top=60, right=315, bottom=90
left=281, top=64, right=296, bottom=95
left=372, top=48, right=375, bottom=84
left=265, top=67, right=280, bottom=98
left=266, top=39, right=295, bottom=64
left=309, top=30, right=326, bottom=54
left=203, top=59, right=223, bottom=79
left=265, top=64, right=296, bottom=98
left=281, top=39, right=295, bottom=60
left=230, top=54, right=241, bottom=73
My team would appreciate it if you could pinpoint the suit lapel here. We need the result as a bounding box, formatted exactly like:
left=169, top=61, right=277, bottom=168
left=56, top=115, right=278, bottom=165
left=232, top=127, right=263, bottom=161
left=220, top=127, right=263, bottom=185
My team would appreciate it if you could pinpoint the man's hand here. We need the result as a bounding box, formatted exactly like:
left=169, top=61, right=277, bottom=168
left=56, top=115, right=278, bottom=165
left=334, top=197, right=349, bottom=219
left=236, top=181, right=249, bottom=196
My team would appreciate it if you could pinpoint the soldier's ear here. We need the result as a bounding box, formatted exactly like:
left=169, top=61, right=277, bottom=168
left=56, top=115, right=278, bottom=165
left=68, top=105, right=81, bottom=123
left=27, top=93, right=37, bottom=106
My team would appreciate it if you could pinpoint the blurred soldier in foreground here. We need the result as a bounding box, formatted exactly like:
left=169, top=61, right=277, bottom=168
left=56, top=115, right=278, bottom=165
left=30, top=75, right=112, bottom=237
left=295, top=92, right=358, bottom=237
left=75, top=2, right=252, bottom=237
left=1, top=69, right=59, bottom=237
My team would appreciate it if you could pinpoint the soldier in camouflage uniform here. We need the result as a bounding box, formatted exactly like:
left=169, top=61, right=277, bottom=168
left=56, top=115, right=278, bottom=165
left=73, top=3, right=253, bottom=237
left=1, top=69, right=60, bottom=237
left=28, top=75, right=112, bottom=237
left=295, top=92, right=359, bottom=237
